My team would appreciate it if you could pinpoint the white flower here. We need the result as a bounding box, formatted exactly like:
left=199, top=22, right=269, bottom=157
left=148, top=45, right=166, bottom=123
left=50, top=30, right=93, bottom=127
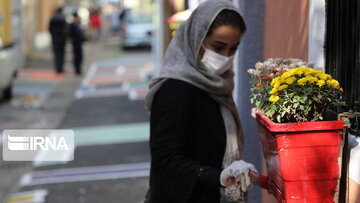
left=274, top=58, right=282, bottom=64
left=290, top=58, right=302, bottom=63
left=296, top=62, right=306, bottom=67
left=253, top=58, right=314, bottom=76
left=266, top=58, right=275, bottom=64
left=289, top=63, right=298, bottom=69
left=263, top=61, right=272, bottom=68
left=247, top=69, right=260, bottom=75
left=279, top=64, right=289, bottom=71
left=268, top=64, right=276, bottom=70
left=255, top=62, right=264, bottom=70
left=247, top=69, right=255, bottom=74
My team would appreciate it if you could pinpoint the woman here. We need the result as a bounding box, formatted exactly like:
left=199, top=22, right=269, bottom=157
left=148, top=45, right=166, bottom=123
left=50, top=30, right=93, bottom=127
left=145, top=1, right=257, bottom=202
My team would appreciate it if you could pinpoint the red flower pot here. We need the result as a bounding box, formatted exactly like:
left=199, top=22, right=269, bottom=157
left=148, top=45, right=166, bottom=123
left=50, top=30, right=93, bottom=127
left=256, top=114, right=347, bottom=202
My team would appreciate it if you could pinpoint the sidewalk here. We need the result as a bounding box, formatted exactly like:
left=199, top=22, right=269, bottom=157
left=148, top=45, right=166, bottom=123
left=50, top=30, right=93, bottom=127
left=0, top=42, right=96, bottom=202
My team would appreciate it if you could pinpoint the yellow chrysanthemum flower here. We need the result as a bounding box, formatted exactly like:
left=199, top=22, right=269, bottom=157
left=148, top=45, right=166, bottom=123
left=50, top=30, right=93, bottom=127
left=294, top=69, right=304, bottom=76
left=295, top=66, right=311, bottom=76
left=305, top=76, right=318, bottom=83
left=317, top=80, right=325, bottom=87
left=326, top=79, right=340, bottom=88
left=314, top=72, right=326, bottom=80
left=296, top=66, right=305, bottom=70
left=271, top=77, right=281, bottom=86
left=278, top=84, right=288, bottom=91
left=269, top=88, right=278, bottom=94
left=285, top=77, right=296, bottom=84
left=281, top=71, right=293, bottom=79
left=326, top=80, right=332, bottom=86
left=269, top=95, right=280, bottom=103
left=288, top=68, right=297, bottom=74
left=274, top=82, right=281, bottom=89
left=326, top=74, right=332, bottom=80
left=297, top=78, right=307, bottom=86
left=305, top=69, right=316, bottom=76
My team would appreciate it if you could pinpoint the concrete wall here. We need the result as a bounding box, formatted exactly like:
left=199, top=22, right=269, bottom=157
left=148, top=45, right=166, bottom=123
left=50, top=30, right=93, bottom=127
left=20, top=0, right=64, bottom=56
left=153, top=0, right=182, bottom=76
left=38, top=0, right=62, bottom=32
left=308, top=0, right=325, bottom=69
left=264, top=0, right=309, bottom=61
left=235, top=0, right=265, bottom=202
left=21, top=0, right=38, bottom=56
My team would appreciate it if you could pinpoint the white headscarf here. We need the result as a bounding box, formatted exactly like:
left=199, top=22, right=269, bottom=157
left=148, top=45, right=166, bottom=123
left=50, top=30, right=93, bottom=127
left=145, top=0, right=244, bottom=168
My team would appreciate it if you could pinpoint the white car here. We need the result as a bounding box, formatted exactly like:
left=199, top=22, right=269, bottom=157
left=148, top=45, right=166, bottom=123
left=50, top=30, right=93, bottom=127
left=120, top=12, right=154, bottom=49
left=0, top=39, right=18, bottom=101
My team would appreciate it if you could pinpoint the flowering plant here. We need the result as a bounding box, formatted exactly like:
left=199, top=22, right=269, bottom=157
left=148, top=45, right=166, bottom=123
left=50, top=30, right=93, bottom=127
left=248, top=58, right=343, bottom=123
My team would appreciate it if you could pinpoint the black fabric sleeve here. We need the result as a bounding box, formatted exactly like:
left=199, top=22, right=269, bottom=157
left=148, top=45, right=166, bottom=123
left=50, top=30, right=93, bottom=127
left=197, top=168, right=222, bottom=189
left=150, top=80, right=221, bottom=202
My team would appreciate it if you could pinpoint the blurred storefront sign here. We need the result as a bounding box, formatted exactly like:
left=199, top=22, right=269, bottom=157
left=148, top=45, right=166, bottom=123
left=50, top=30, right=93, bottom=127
left=167, top=9, right=192, bottom=36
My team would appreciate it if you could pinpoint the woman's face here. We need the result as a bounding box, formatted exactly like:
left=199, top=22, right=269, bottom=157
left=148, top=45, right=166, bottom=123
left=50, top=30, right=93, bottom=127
left=200, top=25, right=242, bottom=58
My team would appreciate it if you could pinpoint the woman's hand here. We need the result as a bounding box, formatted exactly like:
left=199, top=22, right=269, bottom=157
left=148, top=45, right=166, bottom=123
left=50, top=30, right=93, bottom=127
left=251, top=107, right=265, bottom=118
left=249, top=171, right=272, bottom=193
left=220, top=160, right=257, bottom=192
left=248, top=171, right=259, bottom=185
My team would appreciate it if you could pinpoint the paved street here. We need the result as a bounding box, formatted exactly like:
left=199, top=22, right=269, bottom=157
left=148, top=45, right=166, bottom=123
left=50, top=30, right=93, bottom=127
left=0, top=37, right=154, bottom=202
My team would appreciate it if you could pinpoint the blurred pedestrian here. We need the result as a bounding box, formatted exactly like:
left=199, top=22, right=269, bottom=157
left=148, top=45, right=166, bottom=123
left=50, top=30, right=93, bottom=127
left=49, top=7, right=67, bottom=74
left=144, top=1, right=258, bottom=202
left=118, top=7, right=129, bottom=33
left=69, top=12, right=85, bottom=76
left=108, top=8, right=120, bottom=35
left=90, top=9, right=102, bottom=41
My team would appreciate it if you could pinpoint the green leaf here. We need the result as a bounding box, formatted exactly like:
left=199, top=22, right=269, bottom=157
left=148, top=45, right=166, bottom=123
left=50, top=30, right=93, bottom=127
left=334, top=101, right=346, bottom=106
left=281, top=110, right=286, bottom=117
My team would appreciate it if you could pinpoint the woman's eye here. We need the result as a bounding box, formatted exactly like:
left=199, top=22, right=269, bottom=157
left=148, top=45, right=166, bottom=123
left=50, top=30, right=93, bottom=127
left=229, top=46, right=238, bottom=54
left=231, top=46, right=238, bottom=52
left=214, top=46, right=224, bottom=52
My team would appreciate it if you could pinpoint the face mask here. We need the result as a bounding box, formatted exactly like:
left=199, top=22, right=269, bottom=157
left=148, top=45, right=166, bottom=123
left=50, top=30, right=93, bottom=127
left=201, top=45, right=234, bottom=75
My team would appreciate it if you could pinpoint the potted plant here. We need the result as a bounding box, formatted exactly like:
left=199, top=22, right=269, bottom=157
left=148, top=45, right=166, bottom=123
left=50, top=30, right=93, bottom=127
left=248, top=58, right=347, bottom=202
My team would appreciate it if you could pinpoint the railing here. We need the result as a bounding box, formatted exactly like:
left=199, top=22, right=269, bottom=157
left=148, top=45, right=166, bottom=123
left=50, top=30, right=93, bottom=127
left=325, top=0, right=360, bottom=136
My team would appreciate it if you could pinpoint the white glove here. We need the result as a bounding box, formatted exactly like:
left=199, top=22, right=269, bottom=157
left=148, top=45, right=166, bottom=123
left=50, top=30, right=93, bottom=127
left=220, top=160, right=257, bottom=192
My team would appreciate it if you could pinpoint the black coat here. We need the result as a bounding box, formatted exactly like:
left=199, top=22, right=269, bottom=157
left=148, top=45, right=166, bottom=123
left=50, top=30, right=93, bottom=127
left=148, top=79, right=226, bottom=203
left=69, top=23, right=85, bottom=48
left=49, top=13, right=67, bottom=43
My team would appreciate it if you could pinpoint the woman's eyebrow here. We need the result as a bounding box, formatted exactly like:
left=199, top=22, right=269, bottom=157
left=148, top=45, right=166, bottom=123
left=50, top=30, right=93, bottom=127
left=212, top=41, right=228, bottom=46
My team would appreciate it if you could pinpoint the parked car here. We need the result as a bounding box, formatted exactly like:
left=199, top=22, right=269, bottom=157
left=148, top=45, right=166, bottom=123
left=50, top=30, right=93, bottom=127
left=120, top=11, right=154, bottom=49
left=0, top=37, right=19, bottom=101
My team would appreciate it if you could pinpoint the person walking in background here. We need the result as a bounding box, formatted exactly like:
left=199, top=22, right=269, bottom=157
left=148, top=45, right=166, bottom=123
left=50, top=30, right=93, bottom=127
left=49, top=7, right=67, bottom=74
left=144, top=1, right=258, bottom=202
left=89, top=9, right=102, bottom=41
left=118, top=7, right=129, bottom=33
left=108, top=8, right=120, bottom=35
left=69, top=12, right=85, bottom=76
